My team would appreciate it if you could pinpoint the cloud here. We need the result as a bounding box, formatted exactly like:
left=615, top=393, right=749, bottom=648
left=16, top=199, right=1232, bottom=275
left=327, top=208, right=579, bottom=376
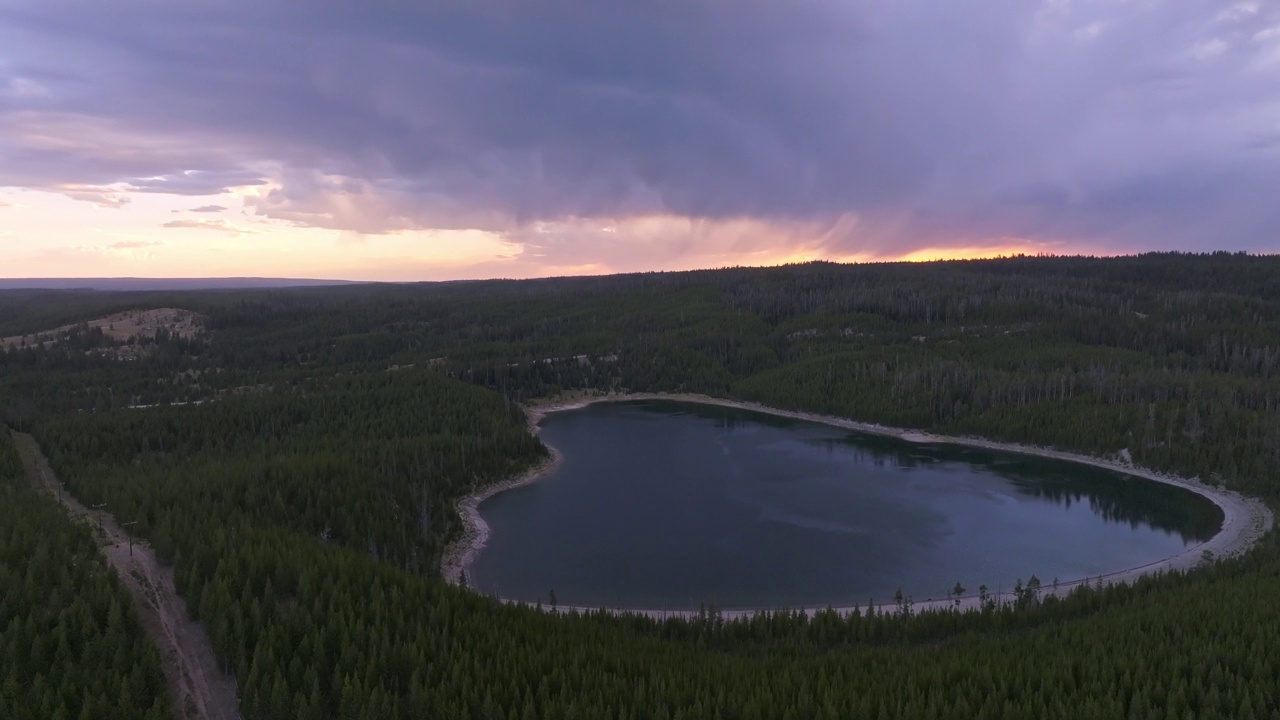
left=0, top=0, right=1277, bottom=269
left=162, top=218, right=255, bottom=235
left=0, top=72, right=50, bottom=100
left=130, top=171, right=266, bottom=196
left=242, top=169, right=512, bottom=234
left=188, top=204, right=227, bottom=213
left=107, top=240, right=164, bottom=250
left=0, top=110, right=268, bottom=203
left=54, top=184, right=131, bottom=208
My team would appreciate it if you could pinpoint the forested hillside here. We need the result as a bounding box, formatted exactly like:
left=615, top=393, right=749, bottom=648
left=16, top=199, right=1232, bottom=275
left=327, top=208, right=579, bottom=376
left=0, top=431, right=171, bottom=720
left=2, top=252, right=1279, bottom=718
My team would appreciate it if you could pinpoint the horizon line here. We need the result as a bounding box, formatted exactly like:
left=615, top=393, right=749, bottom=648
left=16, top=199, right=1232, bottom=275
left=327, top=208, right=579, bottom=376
left=0, top=250, right=1270, bottom=288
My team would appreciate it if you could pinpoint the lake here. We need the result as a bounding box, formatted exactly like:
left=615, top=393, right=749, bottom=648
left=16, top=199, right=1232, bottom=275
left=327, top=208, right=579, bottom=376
left=469, top=400, right=1223, bottom=610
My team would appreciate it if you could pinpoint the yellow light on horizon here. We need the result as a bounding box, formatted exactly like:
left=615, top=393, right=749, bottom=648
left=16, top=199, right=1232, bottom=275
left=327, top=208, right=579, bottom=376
left=1, top=187, right=1070, bottom=280
left=895, top=244, right=1046, bottom=263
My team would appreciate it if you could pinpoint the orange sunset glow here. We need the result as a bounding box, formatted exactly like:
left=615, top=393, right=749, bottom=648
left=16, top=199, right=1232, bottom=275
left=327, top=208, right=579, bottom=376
left=2, top=0, right=1276, bottom=282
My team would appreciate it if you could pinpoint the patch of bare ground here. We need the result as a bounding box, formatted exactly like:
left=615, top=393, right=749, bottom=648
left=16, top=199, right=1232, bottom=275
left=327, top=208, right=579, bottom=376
left=12, top=432, right=241, bottom=720
left=0, top=308, right=205, bottom=352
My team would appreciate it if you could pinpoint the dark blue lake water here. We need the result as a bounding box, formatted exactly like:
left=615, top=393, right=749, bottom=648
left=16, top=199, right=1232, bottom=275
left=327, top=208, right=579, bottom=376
left=470, top=400, right=1222, bottom=610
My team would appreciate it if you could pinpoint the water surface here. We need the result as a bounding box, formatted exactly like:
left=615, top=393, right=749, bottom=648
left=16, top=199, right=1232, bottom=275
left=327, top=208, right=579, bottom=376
left=471, top=401, right=1222, bottom=610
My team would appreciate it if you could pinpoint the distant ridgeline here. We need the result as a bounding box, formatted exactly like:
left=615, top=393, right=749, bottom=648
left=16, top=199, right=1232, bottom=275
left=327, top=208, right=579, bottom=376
left=2, top=252, right=1279, bottom=718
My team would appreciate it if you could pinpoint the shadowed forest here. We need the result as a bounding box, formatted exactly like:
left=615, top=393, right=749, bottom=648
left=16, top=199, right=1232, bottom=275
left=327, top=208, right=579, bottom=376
left=3, top=252, right=1279, bottom=719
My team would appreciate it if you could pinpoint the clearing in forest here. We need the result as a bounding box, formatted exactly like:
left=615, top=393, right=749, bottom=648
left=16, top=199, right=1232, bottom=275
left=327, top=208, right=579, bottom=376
left=0, top=308, right=205, bottom=350
left=11, top=432, right=241, bottom=720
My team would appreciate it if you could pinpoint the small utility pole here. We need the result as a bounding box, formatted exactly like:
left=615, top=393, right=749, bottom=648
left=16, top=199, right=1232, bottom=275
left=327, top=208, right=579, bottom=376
left=122, top=520, right=138, bottom=556
left=91, top=503, right=107, bottom=538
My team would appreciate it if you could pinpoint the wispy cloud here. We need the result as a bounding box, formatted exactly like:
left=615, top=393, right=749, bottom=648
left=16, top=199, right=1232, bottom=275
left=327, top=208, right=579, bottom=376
left=188, top=204, right=227, bottom=213
left=162, top=218, right=255, bottom=235
left=107, top=240, right=165, bottom=250
left=53, top=184, right=131, bottom=208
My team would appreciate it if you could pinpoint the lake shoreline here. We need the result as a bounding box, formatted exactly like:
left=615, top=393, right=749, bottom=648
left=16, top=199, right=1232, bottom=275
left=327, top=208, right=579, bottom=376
left=440, top=444, right=563, bottom=586
left=440, top=391, right=1274, bottom=615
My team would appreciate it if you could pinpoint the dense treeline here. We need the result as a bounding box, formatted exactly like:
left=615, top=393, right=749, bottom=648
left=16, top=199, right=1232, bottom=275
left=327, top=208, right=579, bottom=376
left=734, top=336, right=1280, bottom=499
left=0, top=431, right=171, bottom=720
left=3, top=252, right=1280, bottom=718
left=21, top=386, right=1280, bottom=719
left=9, top=253, right=1277, bottom=498
left=35, top=371, right=545, bottom=574
left=22, top=370, right=1280, bottom=719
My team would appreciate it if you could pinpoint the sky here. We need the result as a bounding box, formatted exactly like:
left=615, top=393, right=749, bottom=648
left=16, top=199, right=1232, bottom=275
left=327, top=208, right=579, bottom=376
left=0, top=0, right=1277, bottom=281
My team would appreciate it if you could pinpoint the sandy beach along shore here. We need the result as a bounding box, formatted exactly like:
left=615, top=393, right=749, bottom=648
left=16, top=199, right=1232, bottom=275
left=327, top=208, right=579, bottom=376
left=440, top=391, right=1273, bottom=614
left=440, top=445, right=562, bottom=585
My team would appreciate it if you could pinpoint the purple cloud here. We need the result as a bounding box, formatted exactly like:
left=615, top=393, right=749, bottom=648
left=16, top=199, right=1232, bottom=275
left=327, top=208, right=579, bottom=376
left=0, top=0, right=1276, bottom=261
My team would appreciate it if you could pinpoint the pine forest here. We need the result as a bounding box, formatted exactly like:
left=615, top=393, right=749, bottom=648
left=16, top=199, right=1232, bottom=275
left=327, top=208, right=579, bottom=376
left=2, top=252, right=1279, bottom=719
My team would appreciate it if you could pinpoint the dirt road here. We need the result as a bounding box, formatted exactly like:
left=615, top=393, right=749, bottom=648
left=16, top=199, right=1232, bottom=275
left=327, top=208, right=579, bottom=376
left=12, top=432, right=241, bottom=720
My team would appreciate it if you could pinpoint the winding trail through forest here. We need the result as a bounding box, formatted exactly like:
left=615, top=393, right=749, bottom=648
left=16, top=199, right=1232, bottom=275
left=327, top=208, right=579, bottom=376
left=11, top=432, right=241, bottom=720
left=442, top=392, right=1274, bottom=617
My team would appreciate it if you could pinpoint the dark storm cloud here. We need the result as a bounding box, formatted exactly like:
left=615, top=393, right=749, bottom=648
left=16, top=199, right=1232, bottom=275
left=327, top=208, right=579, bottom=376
left=0, top=0, right=1277, bottom=255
